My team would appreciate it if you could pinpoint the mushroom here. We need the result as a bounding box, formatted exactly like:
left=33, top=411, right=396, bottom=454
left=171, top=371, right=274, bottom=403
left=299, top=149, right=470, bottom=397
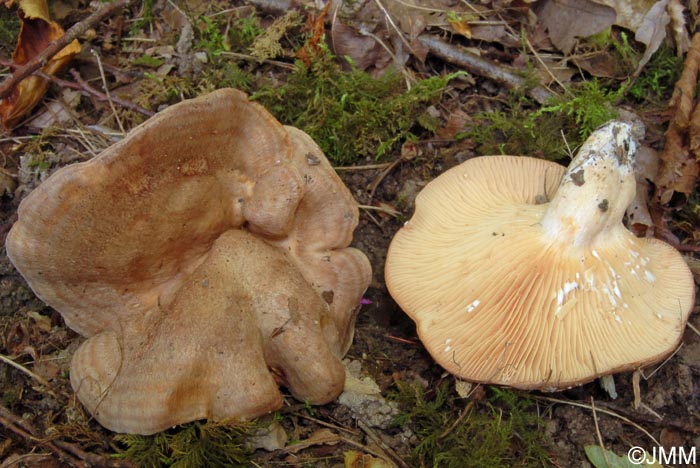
left=6, top=89, right=372, bottom=434
left=385, top=121, right=695, bottom=390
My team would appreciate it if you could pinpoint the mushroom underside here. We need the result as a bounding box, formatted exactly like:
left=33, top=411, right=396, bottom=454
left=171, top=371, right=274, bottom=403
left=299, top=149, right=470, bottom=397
left=386, top=156, right=694, bottom=389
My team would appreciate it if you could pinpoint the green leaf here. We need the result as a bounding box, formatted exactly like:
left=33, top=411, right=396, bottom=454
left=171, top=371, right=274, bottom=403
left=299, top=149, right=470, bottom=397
left=132, top=55, right=164, bottom=68
left=585, top=445, right=663, bottom=468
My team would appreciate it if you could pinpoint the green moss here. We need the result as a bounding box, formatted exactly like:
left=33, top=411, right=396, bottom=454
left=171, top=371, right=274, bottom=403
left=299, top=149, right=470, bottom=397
left=0, top=5, right=19, bottom=55
left=196, top=15, right=231, bottom=59
left=229, top=13, right=265, bottom=50
left=627, top=46, right=683, bottom=105
left=131, top=0, right=157, bottom=32
left=461, top=80, right=621, bottom=160
left=114, top=420, right=255, bottom=468
left=389, top=382, right=552, bottom=468
left=253, top=48, right=462, bottom=165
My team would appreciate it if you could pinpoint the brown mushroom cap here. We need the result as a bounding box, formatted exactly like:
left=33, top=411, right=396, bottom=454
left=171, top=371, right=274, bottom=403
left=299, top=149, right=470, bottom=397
left=386, top=124, right=694, bottom=390
left=6, top=89, right=371, bottom=433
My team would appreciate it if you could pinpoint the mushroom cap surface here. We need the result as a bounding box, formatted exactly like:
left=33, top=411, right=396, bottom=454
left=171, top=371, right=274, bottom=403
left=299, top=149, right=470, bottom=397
left=385, top=154, right=694, bottom=390
left=6, top=89, right=371, bottom=433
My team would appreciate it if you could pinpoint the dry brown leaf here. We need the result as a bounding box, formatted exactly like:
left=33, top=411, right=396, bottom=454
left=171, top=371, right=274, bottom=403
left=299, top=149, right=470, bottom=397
left=344, top=450, right=392, bottom=468
left=330, top=0, right=483, bottom=72
left=627, top=145, right=659, bottom=234
left=536, top=0, right=616, bottom=54
left=330, top=0, right=398, bottom=74
left=593, top=0, right=658, bottom=31
left=448, top=17, right=472, bottom=38
left=633, top=0, right=669, bottom=75
left=668, top=0, right=690, bottom=54
left=654, top=33, right=700, bottom=206
left=572, top=50, right=630, bottom=79
left=0, top=0, right=81, bottom=130
left=285, top=429, right=341, bottom=454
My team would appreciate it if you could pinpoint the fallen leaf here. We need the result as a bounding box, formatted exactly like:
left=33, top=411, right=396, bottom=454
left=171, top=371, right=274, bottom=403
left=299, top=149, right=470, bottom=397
left=27, top=87, right=80, bottom=129
left=344, top=450, right=392, bottom=468
left=536, top=0, right=616, bottom=54
left=572, top=50, right=631, bottom=79
left=585, top=444, right=663, bottom=468
left=0, top=0, right=81, bottom=130
left=469, top=24, right=510, bottom=44
left=654, top=33, right=700, bottom=206
left=633, top=0, right=669, bottom=75
left=0, top=170, right=16, bottom=196
left=454, top=378, right=474, bottom=398
left=448, top=16, right=472, bottom=38
left=593, top=0, right=658, bottom=32
left=627, top=145, right=659, bottom=235
left=436, top=108, right=469, bottom=139
left=668, top=0, right=690, bottom=54
left=26, top=310, right=51, bottom=332
left=32, top=356, right=60, bottom=381
left=285, top=429, right=341, bottom=454
left=247, top=421, right=288, bottom=452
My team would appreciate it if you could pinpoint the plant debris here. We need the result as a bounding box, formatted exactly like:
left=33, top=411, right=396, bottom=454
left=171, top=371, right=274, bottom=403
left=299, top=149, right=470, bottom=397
left=0, top=0, right=698, bottom=466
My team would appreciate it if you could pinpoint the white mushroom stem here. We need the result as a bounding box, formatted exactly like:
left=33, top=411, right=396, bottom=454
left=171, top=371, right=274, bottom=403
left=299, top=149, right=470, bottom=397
left=541, top=122, right=637, bottom=248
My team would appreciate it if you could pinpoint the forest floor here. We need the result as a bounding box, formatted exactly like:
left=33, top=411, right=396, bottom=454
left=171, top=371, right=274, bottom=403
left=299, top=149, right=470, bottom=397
left=0, top=1, right=699, bottom=467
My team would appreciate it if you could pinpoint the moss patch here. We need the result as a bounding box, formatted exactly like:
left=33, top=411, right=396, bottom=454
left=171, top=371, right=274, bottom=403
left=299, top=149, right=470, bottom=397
left=462, top=80, right=622, bottom=160
left=390, top=382, right=553, bottom=468
left=114, top=421, right=255, bottom=468
left=253, top=49, right=461, bottom=165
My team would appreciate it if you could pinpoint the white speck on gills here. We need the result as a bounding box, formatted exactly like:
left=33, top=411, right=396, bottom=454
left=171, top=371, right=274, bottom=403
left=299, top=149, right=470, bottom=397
left=466, top=299, right=481, bottom=313
left=644, top=270, right=656, bottom=282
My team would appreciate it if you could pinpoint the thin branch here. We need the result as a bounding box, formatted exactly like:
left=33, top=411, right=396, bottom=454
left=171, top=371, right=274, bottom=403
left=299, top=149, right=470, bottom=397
left=0, top=0, right=133, bottom=99
left=0, top=404, right=134, bottom=468
left=418, top=34, right=556, bottom=104
left=68, top=69, right=153, bottom=117
left=0, top=353, right=51, bottom=387
left=90, top=49, right=125, bottom=133
left=531, top=395, right=660, bottom=446
left=358, top=418, right=410, bottom=468
left=0, top=61, right=155, bottom=117
left=591, top=397, right=612, bottom=468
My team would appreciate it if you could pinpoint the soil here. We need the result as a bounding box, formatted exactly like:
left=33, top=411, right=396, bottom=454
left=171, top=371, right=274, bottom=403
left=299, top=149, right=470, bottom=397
left=1, top=2, right=699, bottom=467
left=2, top=142, right=699, bottom=467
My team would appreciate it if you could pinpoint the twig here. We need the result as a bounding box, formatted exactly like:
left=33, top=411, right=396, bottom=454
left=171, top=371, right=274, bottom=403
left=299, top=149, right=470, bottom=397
left=521, top=34, right=567, bottom=95
left=368, top=157, right=404, bottom=201
left=294, top=412, right=360, bottom=436
left=594, top=400, right=699, bottom=434
left=90, top=49, right=125, bottom=133
left=0, top=0, right=133, bottom=100
left=357, top=419, right=410, bottom=468
left=334, top=162, right=393, bottom=171
left=439, top=401, right=474, bottom=439
left=590, top=397, right=611, bottom=468
left=0, top=404, right=134, bottom=468
left=54, top=440, right=136, bottom=468
left=0, top=406, right=76, bottom=466
left=358, top=204, right=400, bottom=218
left=68, top=69, right=153, bottom=117
left=0, top=353, right=51, bottom=387
left=248, top=0, right=294, bottom=15
left=639, top=343, right=683, bottom=380
left=417, top=34, right=555, bottom=104
left=0, top=58, right=153, bottom=117
left=219, top=51, right=296, bottom=70
left=531, top=395, right=660, bottom=446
